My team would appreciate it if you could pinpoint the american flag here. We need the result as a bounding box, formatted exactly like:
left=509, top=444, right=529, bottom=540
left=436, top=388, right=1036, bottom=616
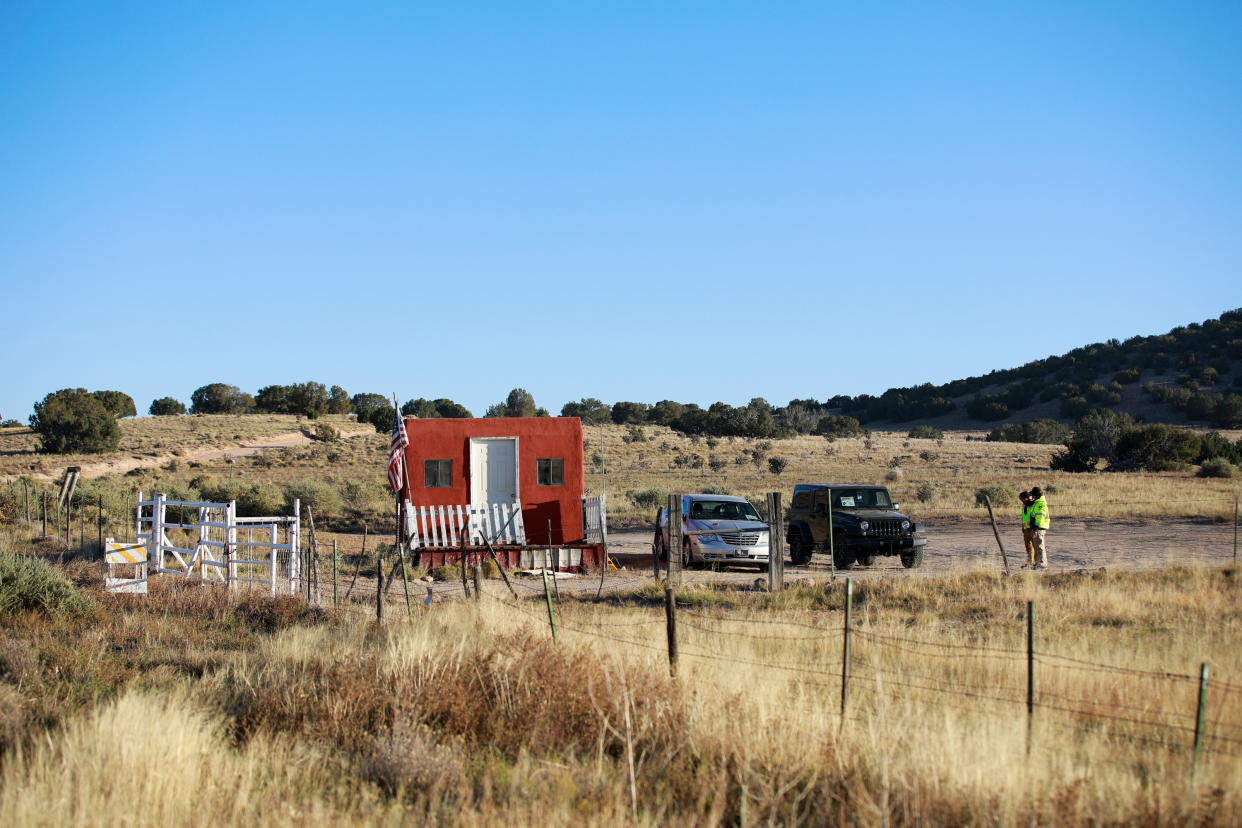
left=387, top=406, right=409, bottom=495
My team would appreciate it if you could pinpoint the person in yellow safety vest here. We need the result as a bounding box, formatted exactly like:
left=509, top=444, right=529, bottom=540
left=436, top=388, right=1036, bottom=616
left=1027, top=486, right=1050, bottom=570
left=1019, top=491, right=1036, bottom=569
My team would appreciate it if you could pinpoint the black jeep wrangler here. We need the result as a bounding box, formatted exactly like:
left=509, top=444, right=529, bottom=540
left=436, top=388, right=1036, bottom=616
left=786, top=484, right=926, bottom=569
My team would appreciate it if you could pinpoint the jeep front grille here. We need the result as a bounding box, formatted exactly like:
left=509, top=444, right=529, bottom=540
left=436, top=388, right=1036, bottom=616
left=721, top=532, right=760, bottom=546
left=867, top=520, right=906, bottom=537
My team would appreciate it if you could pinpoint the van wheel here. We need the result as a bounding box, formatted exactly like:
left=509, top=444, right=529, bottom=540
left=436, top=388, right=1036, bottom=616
left=682, top=538, right=694, bottom=570
left=789, top=527, right=814, bottom=566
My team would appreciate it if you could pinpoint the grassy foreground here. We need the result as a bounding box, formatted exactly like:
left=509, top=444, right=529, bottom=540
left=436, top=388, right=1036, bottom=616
left=1, top=526, right=1239, bottom=825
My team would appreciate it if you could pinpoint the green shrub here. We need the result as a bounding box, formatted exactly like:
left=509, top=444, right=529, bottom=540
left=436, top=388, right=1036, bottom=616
left=621, top=425, right=647, bottom=444
left=628, top=488, right=667, bottom=511
left=480, top=560, right=501, bottom=579
left=1112, top=424, right=1202, bottom=472
left=283, top=480, right=344, bottom=519
left=816, top=415, right=864, bottom=439
left=987, top=419, right=1071, bottom=445
left=965, top=395, right=1009, bottom=421
left=1113, top=368, right=1142, bottom=385
left=0, top=550, right=95, bottom=616
left=190, top=383, right=254, bottom=414
left=1196, top=432, right=1242, bottom=465
left=974, top=484, right=1017, bottom=508
left=92, top=390, right=137, bottom=418
left=1197, top=458, right=1239, bottom=479
left=312, top=422, right=339, bottom=442
left=342, top=479, right=387, bottom=514
left=29, top=388, right=122, bottom=454
left=148, top=397, right=186, bottom=416
left=767, top=456, right=789, bottom=475
left=429, top=565, right=458, bottom=582
left=908, top=425, right=944, bottom=440
left=915, top=483, right=936, bottom=503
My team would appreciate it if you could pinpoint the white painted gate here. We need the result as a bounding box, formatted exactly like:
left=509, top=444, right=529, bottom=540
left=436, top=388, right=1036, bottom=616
left=135, top=492, right=302, bottom=595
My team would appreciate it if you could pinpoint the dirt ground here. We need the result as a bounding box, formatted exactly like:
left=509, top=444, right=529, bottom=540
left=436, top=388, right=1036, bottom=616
left=326, top=518, right=1239, bottom=609
left=585, top=519, right=1241, bottom=590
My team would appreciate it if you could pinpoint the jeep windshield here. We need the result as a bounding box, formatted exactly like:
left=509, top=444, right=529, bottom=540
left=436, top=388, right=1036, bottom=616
left=829, top=488, right=893, bottom=509
left=688, top=500, right=762, bottom=521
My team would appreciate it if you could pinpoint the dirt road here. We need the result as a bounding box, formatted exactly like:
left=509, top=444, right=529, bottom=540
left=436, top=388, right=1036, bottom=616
left=334, top=518, right=1238, bottom=608
left=599, top=518, right=1239, bottom=586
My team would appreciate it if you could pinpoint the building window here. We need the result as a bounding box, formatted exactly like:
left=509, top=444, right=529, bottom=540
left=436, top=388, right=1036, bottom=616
left=424, top=459, right=452, bottom=488
left=536, top=458, right=564, bottom=486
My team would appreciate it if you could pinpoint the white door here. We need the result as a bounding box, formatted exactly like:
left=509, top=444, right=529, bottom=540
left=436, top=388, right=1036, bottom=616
left=470, top=437, right=519, bottom=508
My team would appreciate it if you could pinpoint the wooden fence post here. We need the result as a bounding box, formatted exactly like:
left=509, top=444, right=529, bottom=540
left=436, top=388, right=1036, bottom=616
left=401, top=548, right=411, bottom=617
left=766, top=492, right=785, bottom=592
left=667, top=493, right=682, bottom=588
left=376, top=546, right=384, bottom=624
left=332, top=540, right=339, bottom=608
left=1233, top=497, right=1238, bottom=566
left=542, top=566, right=557, bottom=640
left=665, top=587, right=679, bottom=678
left=97, top=494, right=103, bottom=554
left=651, top=508, right=663, bottom=582
left=984, top=495, right=1011, bottom=575
left=840, top=578, right=852, bottom=718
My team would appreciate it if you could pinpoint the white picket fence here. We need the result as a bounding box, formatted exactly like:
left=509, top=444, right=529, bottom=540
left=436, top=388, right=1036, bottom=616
left=583, top=494, right=608, bottom=545
left=404, top=501, right=527, bottom=548
left=132, top=492, right=302, bottom=596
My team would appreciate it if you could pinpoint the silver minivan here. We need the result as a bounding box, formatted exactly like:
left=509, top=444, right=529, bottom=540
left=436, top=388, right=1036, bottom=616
left=654, top=494, right=770, bottom=570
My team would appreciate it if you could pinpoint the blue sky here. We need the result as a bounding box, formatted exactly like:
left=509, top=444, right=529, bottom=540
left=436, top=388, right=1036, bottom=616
left=2, top=1, right=1239, bottom=420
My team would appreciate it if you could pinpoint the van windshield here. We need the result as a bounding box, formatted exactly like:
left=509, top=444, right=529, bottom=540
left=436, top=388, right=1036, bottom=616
left=829, top=489, right=892, bottom=509
left=688, top=500, right=761, bottom=521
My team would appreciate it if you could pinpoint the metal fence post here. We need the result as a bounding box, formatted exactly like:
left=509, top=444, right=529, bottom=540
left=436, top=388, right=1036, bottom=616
left=1193, top=662, right=1209, bottom=777
left=841, top=578, right=852, bottom=718
left=1027, top=600, right=1035, bottom=753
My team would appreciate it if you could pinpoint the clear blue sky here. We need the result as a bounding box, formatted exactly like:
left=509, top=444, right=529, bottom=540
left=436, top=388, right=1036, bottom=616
left=2, top=1, right=1239, bottom=420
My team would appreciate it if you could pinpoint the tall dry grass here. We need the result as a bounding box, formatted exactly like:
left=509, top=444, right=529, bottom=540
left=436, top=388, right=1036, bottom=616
left=2, top=518, right=1240, bottom=824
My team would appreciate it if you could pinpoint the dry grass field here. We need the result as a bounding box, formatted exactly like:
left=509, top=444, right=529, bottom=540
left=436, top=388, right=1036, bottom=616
left=585, top=423, right=1242, bottom=524
left=4, top=418, right=1239, bottom=541
left=0, top=414, right=366, bottom=479
left=0, top=523, right=1238, bottom=825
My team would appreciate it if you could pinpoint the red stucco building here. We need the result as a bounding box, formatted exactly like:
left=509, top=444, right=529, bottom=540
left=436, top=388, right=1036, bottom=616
left=399, top=417, right=604, bottom=569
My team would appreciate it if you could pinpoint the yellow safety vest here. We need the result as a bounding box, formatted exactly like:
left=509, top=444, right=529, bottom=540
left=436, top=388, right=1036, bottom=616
left=1020, top=503, right=1031, bottom=528
left=1029, top=497, right=1050, bottom=530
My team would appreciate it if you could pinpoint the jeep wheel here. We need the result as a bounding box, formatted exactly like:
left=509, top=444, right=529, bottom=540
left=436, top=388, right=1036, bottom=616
left=831, top=542, right=855, bottom=570
left=856, top=554, right=876, bottom=567
left=900, top=547, right=925, bottom=569
left=788, top=527, right=814, bottom=566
